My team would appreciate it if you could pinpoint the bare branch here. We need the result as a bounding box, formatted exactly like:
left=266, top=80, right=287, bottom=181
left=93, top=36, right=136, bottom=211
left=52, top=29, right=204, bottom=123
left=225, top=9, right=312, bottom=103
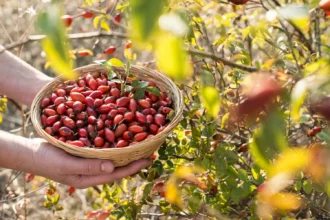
left=187, top=49, right=259, bottom=72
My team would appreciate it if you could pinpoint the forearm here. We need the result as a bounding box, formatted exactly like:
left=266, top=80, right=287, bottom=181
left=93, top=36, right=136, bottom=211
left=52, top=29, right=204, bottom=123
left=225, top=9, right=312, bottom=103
left=0, top=130, right=36, bottom=173
left=0, top=46, right=52, bottom=106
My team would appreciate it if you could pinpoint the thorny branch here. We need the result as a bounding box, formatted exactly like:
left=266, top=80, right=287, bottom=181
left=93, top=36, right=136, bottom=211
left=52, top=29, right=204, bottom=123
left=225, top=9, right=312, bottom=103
left=1, top=32, right=259, bottom=73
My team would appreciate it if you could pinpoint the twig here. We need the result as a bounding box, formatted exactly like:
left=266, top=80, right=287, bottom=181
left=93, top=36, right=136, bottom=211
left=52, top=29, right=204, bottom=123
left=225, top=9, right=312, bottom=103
left=187, top=49, right=259, bottom=72
left=138, top=212, right=189, bottom=217
left=172, top=154, right=195, bottom=161
left=0, top=183, right=50, bottom=204
left=0, top=31, right=128, bottom=53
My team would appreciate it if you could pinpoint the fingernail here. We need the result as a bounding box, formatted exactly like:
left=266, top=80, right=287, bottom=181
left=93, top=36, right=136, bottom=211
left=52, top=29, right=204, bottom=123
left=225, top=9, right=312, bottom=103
left=101, top=161, right=114, bottom=173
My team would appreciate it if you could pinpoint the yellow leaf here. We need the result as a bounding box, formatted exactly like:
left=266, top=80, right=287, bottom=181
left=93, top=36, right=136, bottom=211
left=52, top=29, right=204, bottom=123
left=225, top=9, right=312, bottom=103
left=165, top=180, right=183, bottom=208
left=100, top=20, right=110, bottom=31
left=44, top=61, right=52, bottom=70
left=175, top=166, right=193, bottom=179
left=0, top=114, right=2, bottom=123
left=93, top=15, right=102, bottom=29
left=269, top=148, right=309, bottom=177
left=42, top=38, right=77, bottom=80
left=221, top=112, right=229, bottom=129
left=269, top=193, right=301, bottom=210
left=109, top=58, right=124, bottom=67
left=155, top=32, right=192, bottom=80
left=291, top=80, right=307, bottom=122
left=199, top=86, right=220, bottom=118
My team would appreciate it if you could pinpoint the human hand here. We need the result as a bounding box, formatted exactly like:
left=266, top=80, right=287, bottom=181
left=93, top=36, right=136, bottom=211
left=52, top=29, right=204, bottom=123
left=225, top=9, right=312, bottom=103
left=29, top=138, right=153, bottom=188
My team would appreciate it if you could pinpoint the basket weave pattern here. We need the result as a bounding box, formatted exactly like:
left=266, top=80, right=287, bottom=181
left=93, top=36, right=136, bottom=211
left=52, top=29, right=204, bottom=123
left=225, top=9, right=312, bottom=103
left=31, top=64, right=183, bottom=167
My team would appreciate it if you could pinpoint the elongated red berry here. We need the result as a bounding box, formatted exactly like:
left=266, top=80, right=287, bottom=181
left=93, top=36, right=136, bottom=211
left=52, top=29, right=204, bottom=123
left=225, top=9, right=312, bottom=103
left=146, top=114, right=153, bottom=125
left=125, top=40, right=132, bottom=49
left=128, top=125, right=144, bottom=133
left=114, top=13, right=121, bottom=23
left=108, top=109, right=118, bottom=119
left=56, top=88, right=66, bottom=97
left=57, top=103, right=66, bottom=115
left=51, top=93, right=58, bottom=103
left=161, top=107, right=173, bottom=115
left=46, top=115, right=59, bottom=126
left=97, top=85, right=110, bottom=93
left=138, top=99, right=151, bottom=109
left=41, top=97, right=51, bottom=108
left=79, top=138, right=92, bottom=147
left=96, top=119, right=104, bottom=130
left=61, top=15, right=73, bottom=27
left=94, top=98, right=103, bottom=108
left=52, top=121, right=62, bottom=133
left=104, top=46, right=116, bottom=54
left=78, top=50, right=90, bottom=57
left=76, top=120, right=85, bottom=128
left=88, top=116, right=97, bottom=125
left=110, top=88, right=120, bottom=98
left=59, top=126, right=73, bottom=137
left=41, top=114, right=47, bottom=127
left=65, top=100, right=74, bottom=108
left=154, top=114, right=165, bottom=126
left=105, top=128, right=115, bottom=142
left=78, top=128, right=88, bottom=137
left=123, top=131, right=133, bottom=140
left=44, top=109, right=57, bottom=116
left=76, top=112, right=87, bottom=120
left=94, top=137, right=105, bottom=147
left=136, top=112, right=146, bottom=124
left=149, top=124, right=159, bottom=134
left=68, top=186, right=75, bottom=196
left=98, top=104, right=112, bottom=114
left=134, top=132, right=148, bottom=142
left=124, top=112, right=135, bottom=122
left=86, top=107, right=97, bottom=117
left=113, top=115, right=124, bottom=125
left=115, top=124, right=127, bottom=137
left=45, top=127, right=54, bottom=135
left=85, top=96, right=95, bottom=108
left=117, top=140, right=129, bottom=148
left=142, top=108, right=151, bottom=115
left=116, top=97, right=130, bottom=107
left=89, top=90, right=102, bottom=99
left=54, top=97, right=65, bottom=106
left=104, top=96, right=116, bottom=104
left=70, top=92, right=85, bottom=103
left=82, top=11, right=94, bottom=18
left=26, top=173, right=35, bottom=182
left=73, top=101, right=83, bottom=113
left=63, top=117, right=76, bottom=129
left=67, top=140, right=84, bottom=147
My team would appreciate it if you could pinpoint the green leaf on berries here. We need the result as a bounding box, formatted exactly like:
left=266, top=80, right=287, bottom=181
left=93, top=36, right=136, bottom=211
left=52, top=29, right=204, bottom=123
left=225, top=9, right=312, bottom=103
left=134, top=88, right=145, bottom=100
left=111, top=79, right=122, bottom=84
left=138, top=81, right=149, bottom=88
left=145, top=86, right=161, bottom=96
left=124, top=85, right=133, bottom=92
left=108, top=70, right=116, bottom=80
left=132, top=80, right=139, bottom=88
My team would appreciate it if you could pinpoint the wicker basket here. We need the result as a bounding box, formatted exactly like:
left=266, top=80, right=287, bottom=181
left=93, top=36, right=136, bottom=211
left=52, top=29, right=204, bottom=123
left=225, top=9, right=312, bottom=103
left=31, top=64, right=183, bottom=167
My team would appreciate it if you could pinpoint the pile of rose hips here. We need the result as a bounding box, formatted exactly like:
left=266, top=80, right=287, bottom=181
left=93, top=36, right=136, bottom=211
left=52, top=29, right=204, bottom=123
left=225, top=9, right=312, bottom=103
left=40, top=71, right=173, bottom=148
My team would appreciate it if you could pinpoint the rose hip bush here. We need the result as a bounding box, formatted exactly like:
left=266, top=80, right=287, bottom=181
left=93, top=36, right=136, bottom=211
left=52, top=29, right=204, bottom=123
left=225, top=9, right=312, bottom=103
left=3, top=0, right=330, bottom=219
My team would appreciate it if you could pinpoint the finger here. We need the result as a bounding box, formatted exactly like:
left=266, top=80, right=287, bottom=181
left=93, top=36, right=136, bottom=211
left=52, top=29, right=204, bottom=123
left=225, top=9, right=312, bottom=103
left=72, top=158, right=152, bottom=188
left=64, top=158, right=115, bottom=175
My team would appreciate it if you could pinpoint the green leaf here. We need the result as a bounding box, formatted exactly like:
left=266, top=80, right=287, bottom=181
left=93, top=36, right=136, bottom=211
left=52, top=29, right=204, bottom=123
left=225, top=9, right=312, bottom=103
left=109, top=58, right=124, bottom=67
left=138, top=81, right=149, bottom=88
left=132, top=80, right=139, bottom=88
left=111, top=79, right=122, bottom=84
left=250, top=110, right=289, bottom=170
left=134, top=88, right=145, bottom=100
left=156, top=32, right=192, bottom=80
left=108, top=70, right=116, bottom=80
left=124, top=85, right=133, bottom=92
left=199, top=86, right=220, bottom=118
left=317, top=131, right=330, bottom=144
left=145, top=86, right=161, bottom=96
left=55, top=205, right=63, bottom=211
left=221, top=113, right=229, bottom=129
left=130, top=0, right=166, bottom=42
left=142, top=182, right=153, bottom=200
left=302, top=180, right=312, bottom=194
left=36, top=6, right=77, bottom=80
left=291, top=79, right=307, bottom=122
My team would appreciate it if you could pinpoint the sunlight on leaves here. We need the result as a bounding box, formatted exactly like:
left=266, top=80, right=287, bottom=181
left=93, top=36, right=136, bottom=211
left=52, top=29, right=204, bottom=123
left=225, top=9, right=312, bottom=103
left=199, top=86, right=220, bottom=118
left=130, top=0, right=166, bottom=43
left=36, top=6, right=77, bottom=80
left=165, top=180, right=183, bottom=208
left=109, top=58, right=124, bottom=67
left=155, top=32, right=192, bottom=80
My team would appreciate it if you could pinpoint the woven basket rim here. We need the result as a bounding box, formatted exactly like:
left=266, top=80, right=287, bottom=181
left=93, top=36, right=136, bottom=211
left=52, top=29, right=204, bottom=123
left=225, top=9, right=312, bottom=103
left=31, top=64, right=183, bottom=153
